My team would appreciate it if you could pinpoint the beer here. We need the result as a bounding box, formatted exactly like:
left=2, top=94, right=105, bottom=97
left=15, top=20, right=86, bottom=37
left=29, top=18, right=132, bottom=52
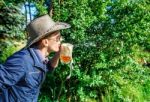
left=60, top=55, right=72, bottom=63
left=60, top=43, right=74, bottom=79
left=60, top=43, right=73, bottom=64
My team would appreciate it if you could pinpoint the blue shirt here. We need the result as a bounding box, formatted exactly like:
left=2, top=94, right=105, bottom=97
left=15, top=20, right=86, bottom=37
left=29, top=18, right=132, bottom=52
left=0, top=47, right=53, bottom=102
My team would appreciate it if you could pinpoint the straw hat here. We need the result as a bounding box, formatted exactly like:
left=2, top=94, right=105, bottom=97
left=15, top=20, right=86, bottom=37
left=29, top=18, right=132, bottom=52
left=26, top=14, right=71, bottom=47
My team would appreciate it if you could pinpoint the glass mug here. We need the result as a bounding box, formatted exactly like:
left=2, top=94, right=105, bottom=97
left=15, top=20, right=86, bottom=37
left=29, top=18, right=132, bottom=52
left=60, top=43, right=73, bottom=64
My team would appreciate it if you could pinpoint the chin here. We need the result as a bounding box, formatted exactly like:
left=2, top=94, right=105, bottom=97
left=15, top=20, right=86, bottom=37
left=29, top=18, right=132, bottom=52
left=53, top=48, right=59, bottom=52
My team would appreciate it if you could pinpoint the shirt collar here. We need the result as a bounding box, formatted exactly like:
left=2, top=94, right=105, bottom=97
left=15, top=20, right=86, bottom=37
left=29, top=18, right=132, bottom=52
left=28, top=47, right=48, bottom=72
left=34, top=48, right=49, bottom=64
left=34, top=49, right=45, bottom=61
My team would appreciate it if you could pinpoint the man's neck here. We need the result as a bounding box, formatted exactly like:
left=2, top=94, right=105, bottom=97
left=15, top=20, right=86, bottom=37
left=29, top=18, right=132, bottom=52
left=39, top=48, right=49, bottom=58
left=33, top=46, right=49, bottom=58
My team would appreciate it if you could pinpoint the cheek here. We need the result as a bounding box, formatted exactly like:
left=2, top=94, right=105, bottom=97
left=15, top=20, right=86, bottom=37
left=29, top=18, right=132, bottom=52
left=50, top=43, right=60, bottom=52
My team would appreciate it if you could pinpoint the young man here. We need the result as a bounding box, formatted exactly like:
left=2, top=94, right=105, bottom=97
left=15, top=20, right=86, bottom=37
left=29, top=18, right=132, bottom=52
left=0, top=15, right=70, bottom=102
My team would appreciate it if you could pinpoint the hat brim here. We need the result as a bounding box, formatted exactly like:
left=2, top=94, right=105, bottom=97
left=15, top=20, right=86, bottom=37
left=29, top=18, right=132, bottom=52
left=26, top=22, right=71, bottom=47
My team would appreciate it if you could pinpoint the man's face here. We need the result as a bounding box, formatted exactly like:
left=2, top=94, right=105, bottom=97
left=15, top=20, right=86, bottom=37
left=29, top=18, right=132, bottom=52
left=47, top=31, right=62, bottom=52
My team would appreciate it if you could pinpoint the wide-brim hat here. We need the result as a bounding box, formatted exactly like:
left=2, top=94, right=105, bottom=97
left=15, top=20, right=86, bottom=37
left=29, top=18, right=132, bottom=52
left=26, top=14, right=71, bottom=47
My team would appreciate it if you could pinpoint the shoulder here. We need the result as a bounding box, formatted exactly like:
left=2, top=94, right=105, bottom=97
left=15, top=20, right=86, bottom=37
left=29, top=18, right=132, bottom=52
left=4, top=48, right=32, bottom=65
left=7, top=48, right=29, bottom=59
left=1, top=49, right=31, bottom=73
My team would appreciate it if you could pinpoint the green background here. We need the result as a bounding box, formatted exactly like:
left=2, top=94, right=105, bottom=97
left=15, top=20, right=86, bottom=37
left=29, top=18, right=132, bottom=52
left=0, top=0, right=150, bottom=102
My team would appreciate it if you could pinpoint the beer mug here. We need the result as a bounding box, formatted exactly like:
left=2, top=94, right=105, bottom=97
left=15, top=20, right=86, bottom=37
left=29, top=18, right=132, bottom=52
left=60, top=43, right=73, bottom=64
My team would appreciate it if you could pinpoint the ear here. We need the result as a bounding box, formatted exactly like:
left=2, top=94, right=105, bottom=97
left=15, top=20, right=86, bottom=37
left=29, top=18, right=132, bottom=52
left=42, top=39, right=49, bottom=47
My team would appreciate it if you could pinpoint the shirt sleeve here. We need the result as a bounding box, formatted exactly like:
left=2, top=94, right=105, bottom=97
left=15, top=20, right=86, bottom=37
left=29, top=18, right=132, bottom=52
left=0, top=54, right=25, bottom=87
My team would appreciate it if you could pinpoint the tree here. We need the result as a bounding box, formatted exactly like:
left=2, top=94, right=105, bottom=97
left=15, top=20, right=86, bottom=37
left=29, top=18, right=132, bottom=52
left=39, top=0, right=150, bottom=101
left=0, top=1, right=25, bottom=63
left=0, top=0, right=149, bottom=101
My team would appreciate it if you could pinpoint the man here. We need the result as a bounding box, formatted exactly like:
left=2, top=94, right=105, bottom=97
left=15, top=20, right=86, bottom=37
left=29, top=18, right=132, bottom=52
left=0, top=14, right=70, bottom=102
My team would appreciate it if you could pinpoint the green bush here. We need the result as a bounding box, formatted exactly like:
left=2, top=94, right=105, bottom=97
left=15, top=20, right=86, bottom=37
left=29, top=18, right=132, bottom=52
left=0, top=43, right=17, bottom=63
left=39, top=0, right=150, bottom=102
left=0, top=1, right=25, bottom=63
left=0, top=0, right=149, bottom=102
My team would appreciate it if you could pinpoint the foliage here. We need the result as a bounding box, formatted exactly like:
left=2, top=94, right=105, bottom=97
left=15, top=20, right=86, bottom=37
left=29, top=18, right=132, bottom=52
left=0, top=0, right=150, bottom=102
left=0, top=1, right=25, bottom=62
left=0, top=2, right=25, bottom=39
left=0, top=42, right=16, bottom=63
left=34, top=0, right=48, bottom=17
left=39, top=0, right=150, bottom=102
